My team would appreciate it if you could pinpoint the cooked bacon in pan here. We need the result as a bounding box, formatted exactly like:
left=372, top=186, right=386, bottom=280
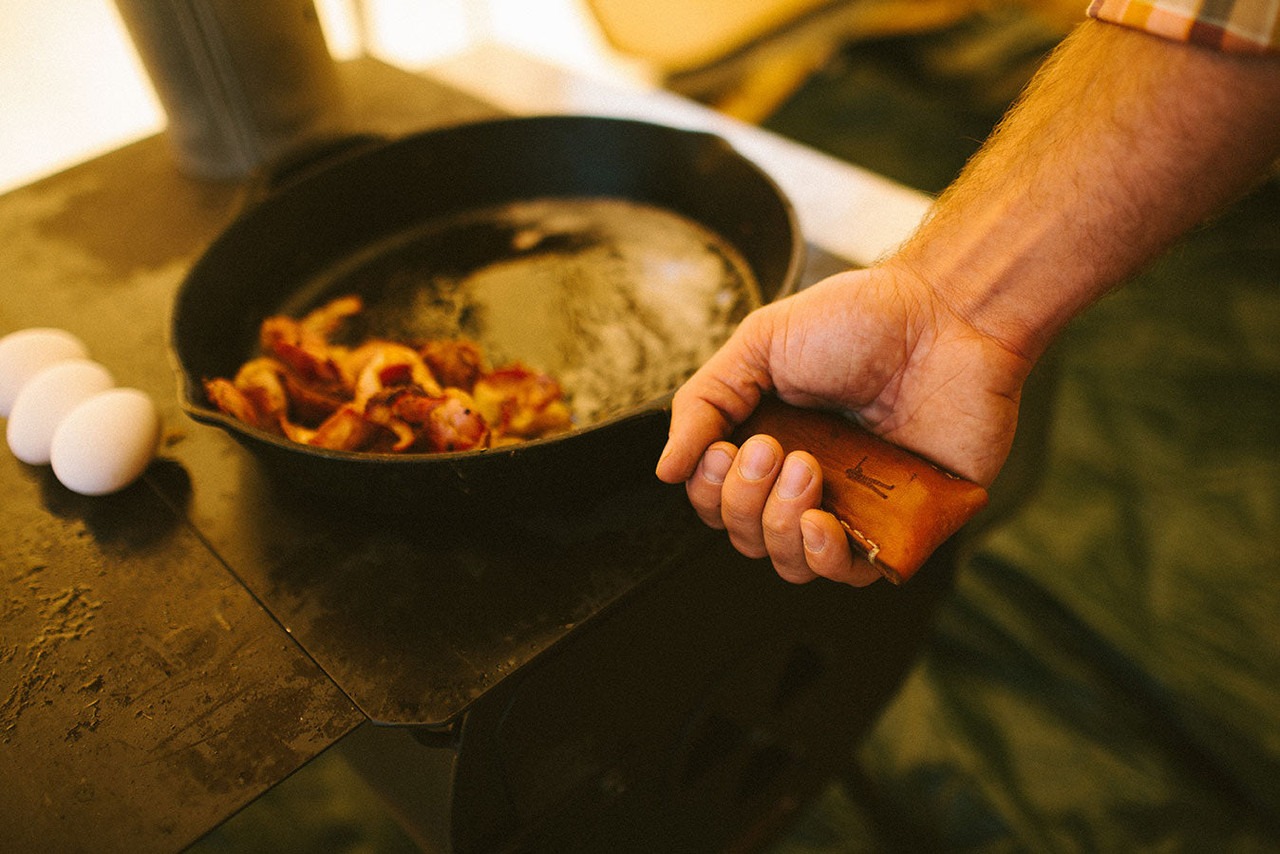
left=203, top=295, right=572, bottom=453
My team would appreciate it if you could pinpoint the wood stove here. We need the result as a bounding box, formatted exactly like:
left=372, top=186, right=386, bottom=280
left=338, top=498, right=959, bottom=853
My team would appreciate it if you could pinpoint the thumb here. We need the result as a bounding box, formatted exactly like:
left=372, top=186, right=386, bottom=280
left=654, top=324, right=774, bottom=483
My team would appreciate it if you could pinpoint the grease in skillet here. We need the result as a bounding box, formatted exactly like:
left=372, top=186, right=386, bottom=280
left=204, top=196, right=761, bottom=454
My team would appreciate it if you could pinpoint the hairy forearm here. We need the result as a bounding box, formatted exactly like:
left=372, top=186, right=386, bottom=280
left=895, top=19, right=1280, bottom=360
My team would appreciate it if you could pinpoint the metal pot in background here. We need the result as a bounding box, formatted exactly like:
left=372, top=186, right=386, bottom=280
left=113, top=0, right=345, bottom=179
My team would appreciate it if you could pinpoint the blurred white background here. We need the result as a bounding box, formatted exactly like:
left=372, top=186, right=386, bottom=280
left=0, top=0, right=645, bottom=193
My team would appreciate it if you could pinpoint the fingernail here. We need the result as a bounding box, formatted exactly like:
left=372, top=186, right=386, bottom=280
left=701, top=446, right=733, bottom=485
left=777, top=457, right=813, bottom=500
left=801, top=517, right=826, bottom=554
left=738, top=439, right=777, bottom=481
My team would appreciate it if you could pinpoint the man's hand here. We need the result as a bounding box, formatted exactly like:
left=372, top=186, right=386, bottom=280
left=655, top=263, right=1031, bottom=585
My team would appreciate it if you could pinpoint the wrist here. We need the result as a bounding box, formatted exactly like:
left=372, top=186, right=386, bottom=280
left=879, top=243, right=1066, bottom=366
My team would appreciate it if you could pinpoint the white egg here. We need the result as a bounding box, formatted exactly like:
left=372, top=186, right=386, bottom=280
left=6, top=359, right=115, bottom=465
left=51, top=388, right=161, bottom=496
left=0, top=328, right=90, bottom=416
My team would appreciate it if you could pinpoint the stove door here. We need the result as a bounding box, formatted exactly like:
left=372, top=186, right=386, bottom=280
left=453, top=536, right=957, bottom=853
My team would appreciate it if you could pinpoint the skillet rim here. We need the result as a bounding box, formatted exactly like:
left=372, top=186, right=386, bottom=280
left=169, top=113, right=806, bottom=467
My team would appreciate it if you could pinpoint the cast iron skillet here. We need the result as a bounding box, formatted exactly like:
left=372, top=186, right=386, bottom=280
left=171, top=115, right=987, bottom=581
left=172, top=115, right=802, bottom=506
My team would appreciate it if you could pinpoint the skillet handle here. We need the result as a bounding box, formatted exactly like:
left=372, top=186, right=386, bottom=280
left=734, top=397, right=988, bottom=584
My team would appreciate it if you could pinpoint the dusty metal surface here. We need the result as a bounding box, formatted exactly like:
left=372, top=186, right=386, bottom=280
left=0, top=58, right=496, bottom=853
left=0, top=135, right=364, bottom=849
left=0, top=457, right=359, bottom=853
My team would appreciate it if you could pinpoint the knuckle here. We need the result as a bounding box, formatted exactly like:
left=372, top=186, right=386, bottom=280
left=695, top=507, right=726, bottom=530
left=760, top=507, right=793, bottom=539
left=721, top=502, right=760, bottom=531
left=729, top=535, right=767, bottom=559
left=774, top=563, right=816, bottom=584
left=809, top=549, right=873, bottom=586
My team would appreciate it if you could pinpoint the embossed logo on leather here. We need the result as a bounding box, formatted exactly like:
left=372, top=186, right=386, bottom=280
left=845, top=456, right=896, bottom=499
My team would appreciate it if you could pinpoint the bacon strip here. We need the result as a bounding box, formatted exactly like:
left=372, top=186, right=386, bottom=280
left=203, top=295, right=572, bottom=453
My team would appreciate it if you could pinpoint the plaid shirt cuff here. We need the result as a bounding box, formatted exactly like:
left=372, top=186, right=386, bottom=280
left=1088, top=0, right=1280, bottom=53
